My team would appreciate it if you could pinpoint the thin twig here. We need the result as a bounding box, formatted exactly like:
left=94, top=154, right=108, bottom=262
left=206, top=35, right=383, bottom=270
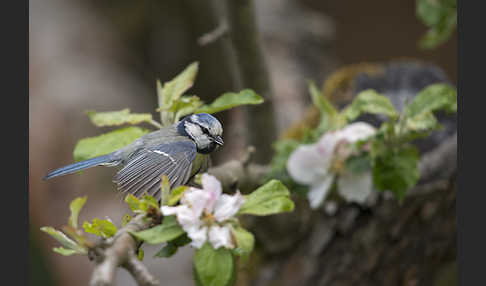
left=149, top=119, right=163, bottom=129
left=197, top=20, right=229, bottom=46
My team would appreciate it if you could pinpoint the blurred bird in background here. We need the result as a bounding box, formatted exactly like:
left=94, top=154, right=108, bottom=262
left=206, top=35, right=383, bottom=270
left=44, top=113, right=223, bottom=200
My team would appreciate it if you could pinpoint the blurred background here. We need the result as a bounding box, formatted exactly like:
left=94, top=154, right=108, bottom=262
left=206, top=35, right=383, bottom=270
left=29, top=0, right=457, bottom=285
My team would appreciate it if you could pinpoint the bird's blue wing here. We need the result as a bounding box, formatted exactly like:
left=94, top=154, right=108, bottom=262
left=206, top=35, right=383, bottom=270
left=113, top=141, right=197, bottom=200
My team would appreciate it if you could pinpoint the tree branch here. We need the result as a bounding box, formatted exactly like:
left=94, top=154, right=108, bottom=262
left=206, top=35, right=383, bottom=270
left=225, top=0, right=277, bottom=163
left=207, top=146, right=269, bottom=193
left=88, top=214, right=160, bottom=286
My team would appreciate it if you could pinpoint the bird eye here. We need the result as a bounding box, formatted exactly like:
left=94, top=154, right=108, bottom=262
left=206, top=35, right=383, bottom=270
left=201, top=126, right=209, bottom=134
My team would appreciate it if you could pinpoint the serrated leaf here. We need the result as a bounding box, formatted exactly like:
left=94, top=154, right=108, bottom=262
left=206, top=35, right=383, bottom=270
left=238, top=180, right=294, bottom=216
left=53, top=247, right=79, bottom=256
left=83, top=218, right=118, bottom=238
left=342, top=89, right=398, bottom=122
left=159, top=62, right=199, bottom=107
left=196, top=89, right=264, bottom=114
left=68, top=196, right=87, bottom=229
left=193, top=243, right=235, bottom=286
left=158, top=62, right=199, bottom=125
left=130, top=216, right=184, bottom=244
left=40, top=227, right=87, bottom=254
left=73, top=126, right=149, bottom=161
left=402, top=83, right=456, bottom=135
left=372, top=145, right=420, bottom=201
left=86, top=109, right=153, bottom=127
left=231, top=226, right=254, bottom=265
left=168, top=186, right=189, bottom=206
left=404, top=83, right=457, bottom=118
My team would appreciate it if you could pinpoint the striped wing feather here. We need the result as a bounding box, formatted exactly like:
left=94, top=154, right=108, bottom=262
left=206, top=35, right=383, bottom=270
left=113, top=141, right=197, bottom=200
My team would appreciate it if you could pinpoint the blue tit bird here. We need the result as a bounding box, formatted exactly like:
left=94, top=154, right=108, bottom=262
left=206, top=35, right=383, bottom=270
left=44, top=113, right=224, bottom=200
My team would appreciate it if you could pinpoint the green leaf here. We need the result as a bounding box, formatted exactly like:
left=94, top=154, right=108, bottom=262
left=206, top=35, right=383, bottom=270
left=86, top=109, right=153, bottom=127
left=130, top=216, right=184, bottom=244
left=196, top=89, right=264, bottom=114
left=405, top=112, right=440, bottom=132
left=154, top=243, right=178, bottom=258
left=308, top=81, right=340, bottom=132
left=125, top=194, right=142, bottom=212
left=160, top=175, right=171, bottom=206
left=193, top=243, right=235, bottom=286
left=73, top=126, right=149, bottom=161
left=137, top=248, right=144, bottom=261
left=68, top=196, right=87, bottom=229
left=401, top=83, right=456, bottom=135
left=231, top=226, right=254, bottom=265
left=404, top=83, right=457, bottom=119
left=53, top=247, right=79, bottom=256
left=342, top=89, right=398, bottom=122
left=168, top=185, right=189, bottom=206
left=416, top=0, right=457, bottom=49
left=124, top=193, right=158, bottom=214
left=172, top=233, right=192, bottom=247
left=158, top=62, right=199, bottom=125
left=372, top=145, right=420, bottom=201
left=154, top=233, right=192, bottom=258
left=418, top=16, right=456, bottom=50
left=122, top=214, right=132, bottom=227
left=82, top=218, right=118, bottom=238
left=238, top=180, right=295, bottom=216
left=171, top=95, right=204, bottom=122
left=40, top=227, right=87, bottom=254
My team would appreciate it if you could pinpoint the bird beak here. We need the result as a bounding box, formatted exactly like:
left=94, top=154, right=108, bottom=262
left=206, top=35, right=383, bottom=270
left=213, top=135, right=224, bottom=146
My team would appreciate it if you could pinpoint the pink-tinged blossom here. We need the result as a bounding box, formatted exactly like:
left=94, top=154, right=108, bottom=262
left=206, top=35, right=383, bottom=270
left=287, top=122, right=376, bottom=209
left=161, top=173, right=244, bottom=249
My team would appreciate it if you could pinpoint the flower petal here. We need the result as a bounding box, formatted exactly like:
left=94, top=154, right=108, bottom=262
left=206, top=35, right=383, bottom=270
left=162, top=205, right=202, bottom=229
left=337, top=122, right=376, bottom=143
left=337, top=171, right=373, bottom=204
left=213, top=192, right=245, bottom=222
left=182, top=188, right=211, bottom=218
left=307, top=174, right=335, bottom=209
left=201, top=174, right=223, bottom=212
left=208, top=225, right=233, bottom=249
left=287, top=144, right=330, bottom=185
left=187, top=225, right=208, bottom=249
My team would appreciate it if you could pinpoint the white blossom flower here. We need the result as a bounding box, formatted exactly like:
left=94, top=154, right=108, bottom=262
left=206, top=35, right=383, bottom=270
left=287, top=122, right=377, bottom=209
left=161, top=173, right=245, bottom=249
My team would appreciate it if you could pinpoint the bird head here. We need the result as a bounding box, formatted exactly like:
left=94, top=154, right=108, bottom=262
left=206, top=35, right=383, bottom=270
left=177, top=113, right=224, bottom=154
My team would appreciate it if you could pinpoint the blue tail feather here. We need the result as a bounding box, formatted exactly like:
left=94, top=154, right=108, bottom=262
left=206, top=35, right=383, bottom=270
left=44, top=154, right=115, bottom=180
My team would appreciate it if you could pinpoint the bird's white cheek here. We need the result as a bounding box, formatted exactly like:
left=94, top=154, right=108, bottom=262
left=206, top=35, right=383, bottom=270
left=196, top=135, right=212, bottom=149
